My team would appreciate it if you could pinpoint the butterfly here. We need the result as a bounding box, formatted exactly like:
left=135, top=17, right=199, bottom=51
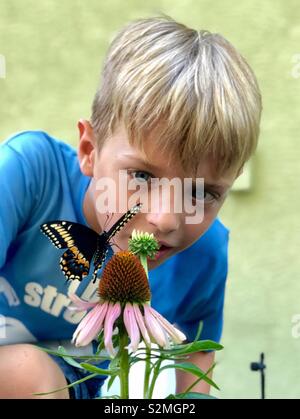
left=40, top=203, right=142, bottom=283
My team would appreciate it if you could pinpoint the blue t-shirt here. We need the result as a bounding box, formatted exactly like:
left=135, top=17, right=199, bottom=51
left=0, top=130, right=229, bottom=349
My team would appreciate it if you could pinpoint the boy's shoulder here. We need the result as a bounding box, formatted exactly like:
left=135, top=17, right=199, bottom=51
left=1, top=130, right=75, bottom=158
left=195, top=218, right=229, bottom=252
left=1, top=130, right=78, bottom=182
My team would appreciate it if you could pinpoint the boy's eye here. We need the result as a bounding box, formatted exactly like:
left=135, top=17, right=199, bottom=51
left=192, top=187, right=220, bottom=204
left=203, top=190, right=220, bottom=204
left=130, top=170, right=153, bottom=183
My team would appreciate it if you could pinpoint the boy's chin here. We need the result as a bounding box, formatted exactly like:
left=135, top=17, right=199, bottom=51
left=147, top=254, right=171, bottom=270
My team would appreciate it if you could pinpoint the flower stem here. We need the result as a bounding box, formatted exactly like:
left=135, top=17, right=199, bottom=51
left=119, top=326, right=130, bottom=399
left=148, top=358, right=162, bottom=399
left=143, top=346, right=151, bottom=398
left=139, top=254, right=149, bottom=278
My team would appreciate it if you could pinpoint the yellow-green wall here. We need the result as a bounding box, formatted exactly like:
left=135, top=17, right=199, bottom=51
left=1, top=0, right=299, bottom=399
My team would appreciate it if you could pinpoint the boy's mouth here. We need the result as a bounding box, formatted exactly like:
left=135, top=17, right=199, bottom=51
left=152, top=242, right=173, bottom=261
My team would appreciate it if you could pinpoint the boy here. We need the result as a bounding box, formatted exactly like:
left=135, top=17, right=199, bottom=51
left=0, top=16, right=261, bottom=398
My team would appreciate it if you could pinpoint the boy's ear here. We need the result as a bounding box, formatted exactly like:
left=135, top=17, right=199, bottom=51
left=77, top=119, right=96, bottom=177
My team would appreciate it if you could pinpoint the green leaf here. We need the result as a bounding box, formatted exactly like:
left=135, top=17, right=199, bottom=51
left=96, top=333, right=105, bottom=353
left=57, top=346, right=85, bottom=370
left=107, top=374, right=118, bottom=391
left=37, top=345, right=110, bottom=362
left=166, top=392, right=217, bottom=399
left=159, top=362, right=220, bottom=390
left=37, top=345, right=71, bottom=358
left=80, top=362, right=118, bottom=376
left=38, top=345, right=84, bottom=369
left=109, top=355, right=120, bottom=373
left=194, top=322, right=204, bottom=342
left=34, top=373, right=97, bottom=396
left=160, top=340, right=223, bottom=356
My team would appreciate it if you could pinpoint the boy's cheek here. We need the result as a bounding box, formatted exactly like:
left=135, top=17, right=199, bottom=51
left=180, top=220, right=213, bottom=248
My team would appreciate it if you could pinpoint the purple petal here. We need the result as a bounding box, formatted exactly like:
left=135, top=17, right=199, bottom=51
left=104, top=302, right=121, bottom=357
left=72, top=302, right=108, bottom=347
left=133, top=304, right=151, bottom=347
left=148, top=307, right=186, bottom=343
left=123, top=302, right=141, bottom=352
left=69, top=293, right=98, bottom=312
left=143, top=304, right=169, bottom=348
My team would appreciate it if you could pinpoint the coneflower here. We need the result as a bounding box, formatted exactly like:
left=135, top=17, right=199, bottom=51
left=70, top=250, right=186, bottom=356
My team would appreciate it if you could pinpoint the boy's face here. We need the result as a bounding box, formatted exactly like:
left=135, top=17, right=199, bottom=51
left=78, top=120, right=238, bottom=270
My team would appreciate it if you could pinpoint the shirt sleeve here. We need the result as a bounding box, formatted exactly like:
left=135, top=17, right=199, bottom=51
left=0, top=140, right=37, bottom=268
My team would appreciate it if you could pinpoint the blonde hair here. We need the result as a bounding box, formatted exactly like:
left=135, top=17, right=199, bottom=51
left=91, top=15, right=262, bottom=176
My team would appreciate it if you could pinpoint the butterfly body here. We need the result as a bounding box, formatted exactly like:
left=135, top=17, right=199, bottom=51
left=40, top=204, right=142, bottom=282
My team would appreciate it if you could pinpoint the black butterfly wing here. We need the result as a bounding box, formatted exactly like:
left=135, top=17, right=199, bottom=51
left=41, top=204, right=142, bottom=282
left=106, top=203, right=142, bottom=241
left=40, top=221, right=99, bottom=281
left=59, top=249, right=89, bottom=281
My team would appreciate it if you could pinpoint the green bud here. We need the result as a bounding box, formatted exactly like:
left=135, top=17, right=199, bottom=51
left=128, top=230, right=159, bottom=259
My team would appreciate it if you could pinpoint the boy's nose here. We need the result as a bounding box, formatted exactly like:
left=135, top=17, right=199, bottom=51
left=145, top=210, right=181, bottom=235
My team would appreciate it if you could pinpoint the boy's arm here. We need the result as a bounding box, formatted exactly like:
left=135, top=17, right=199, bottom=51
left=175, top=351, right=215, bottom=395
left=0, top=139, right=36, bottom=268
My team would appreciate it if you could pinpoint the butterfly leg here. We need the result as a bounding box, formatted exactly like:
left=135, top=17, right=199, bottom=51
left=92, top=248, right=109, bottom=283
left=110, top=238, right=123, bottom=252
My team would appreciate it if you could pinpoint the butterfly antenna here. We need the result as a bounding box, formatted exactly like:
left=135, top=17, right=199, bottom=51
left=103, top=213, right=109, bottom=230
left=103, top=212, right=114, bottom=231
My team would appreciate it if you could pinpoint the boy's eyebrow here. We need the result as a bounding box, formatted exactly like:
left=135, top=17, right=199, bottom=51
left=120, top=154, right=162, bottom=171
left=201, top=182, right=230, bottom=191
left=192, top=175, right=232, bottom=193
